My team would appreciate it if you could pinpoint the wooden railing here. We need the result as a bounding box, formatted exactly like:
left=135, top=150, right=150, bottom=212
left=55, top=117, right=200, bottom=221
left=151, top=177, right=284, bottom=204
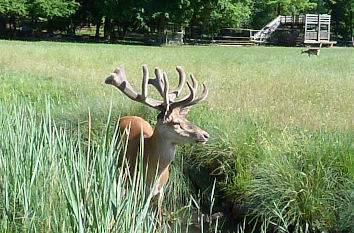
left=280, top=15, right=305, bottom=24
left=279, top=14, right=331, bottom=25
left=305, top=14, right=331, bottom=24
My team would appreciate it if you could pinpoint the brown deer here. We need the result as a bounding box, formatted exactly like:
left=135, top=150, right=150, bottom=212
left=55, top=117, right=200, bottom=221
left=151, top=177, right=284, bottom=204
left=105, top=65, right=209, bottom=219
left=301, top=42, right=322, bottom=57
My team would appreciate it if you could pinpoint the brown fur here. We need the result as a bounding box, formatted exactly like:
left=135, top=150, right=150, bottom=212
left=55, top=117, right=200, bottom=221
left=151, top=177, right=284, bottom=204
left=118, top=116, right=171, bottom=194
left=117, top=108, right=209, bottom=221
left=106, top=65, right=209, bottom=221
left=118, top=116, right=153, bottom=175
left=301, top=43, right=322, bottom=57
left=301, top=48, right=320, bottom=57
left=118, top=110, right=208, bottom=192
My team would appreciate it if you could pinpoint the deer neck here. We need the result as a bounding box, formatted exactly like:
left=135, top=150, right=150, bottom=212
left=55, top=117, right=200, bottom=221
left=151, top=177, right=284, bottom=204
left=146, top=124, right=176, bottom=174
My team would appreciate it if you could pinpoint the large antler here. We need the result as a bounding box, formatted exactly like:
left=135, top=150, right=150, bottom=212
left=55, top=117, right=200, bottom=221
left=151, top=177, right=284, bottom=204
left=105, top=65, right=208, bottom=112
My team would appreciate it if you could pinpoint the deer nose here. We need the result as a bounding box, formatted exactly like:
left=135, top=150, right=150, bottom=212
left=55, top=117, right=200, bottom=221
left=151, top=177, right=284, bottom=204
left=203, top=132, right=210, bottom=139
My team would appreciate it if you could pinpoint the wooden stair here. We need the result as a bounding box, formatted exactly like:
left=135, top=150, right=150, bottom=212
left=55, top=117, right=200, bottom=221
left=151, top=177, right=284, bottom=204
left=252, top=16, right=282, bottom=43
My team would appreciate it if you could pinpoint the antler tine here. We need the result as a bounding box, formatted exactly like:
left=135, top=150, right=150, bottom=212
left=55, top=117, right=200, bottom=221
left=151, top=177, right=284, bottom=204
left=170, top=80, right=196, bottom=109
left=162, top=72, right=170, bottom=111
left=142, top=64, right=149, bottom=98
left=169, top=66, right=186, bottom=101
left=105, top=66, right=139, bottom=100
left=189, top=73, right=198, bottom=92
left=105, top=65, right=165, bottom=111
left=170, top=72, right=208, bottom=109
left=147, top=67, right=165, bottom=97
left=183, top=83, right=208, bottom=108
left=106, top=65, right=207, bottom=112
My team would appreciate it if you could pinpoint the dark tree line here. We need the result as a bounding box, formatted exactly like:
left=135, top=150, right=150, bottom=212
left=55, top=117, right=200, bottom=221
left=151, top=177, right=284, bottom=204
left=0, top=0, right=352, bottom=41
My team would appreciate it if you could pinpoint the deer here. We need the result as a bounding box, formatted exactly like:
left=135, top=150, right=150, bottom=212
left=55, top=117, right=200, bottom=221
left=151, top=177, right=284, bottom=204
left=301, top=42, right=322, bottom=57
left=105, top=64, right=209, bottom=220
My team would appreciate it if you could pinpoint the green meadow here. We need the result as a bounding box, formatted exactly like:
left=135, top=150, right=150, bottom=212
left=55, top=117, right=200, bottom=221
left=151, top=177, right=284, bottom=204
left=0, top=40, right=353, bottom=232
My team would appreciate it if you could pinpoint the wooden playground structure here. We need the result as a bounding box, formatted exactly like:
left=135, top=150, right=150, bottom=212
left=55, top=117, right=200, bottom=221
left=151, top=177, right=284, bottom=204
left=174, top=14, right=337, bottom=46
left=251, top=14, right=336, bottom=46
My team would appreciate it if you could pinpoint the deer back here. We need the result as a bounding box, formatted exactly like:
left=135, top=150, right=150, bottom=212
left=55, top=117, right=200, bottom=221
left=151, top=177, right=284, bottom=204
left=119, top=116, right=153, bottom=171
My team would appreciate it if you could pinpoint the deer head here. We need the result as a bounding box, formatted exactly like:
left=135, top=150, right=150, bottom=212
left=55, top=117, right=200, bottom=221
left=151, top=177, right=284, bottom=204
left=105, top=65, right=209, bottom=144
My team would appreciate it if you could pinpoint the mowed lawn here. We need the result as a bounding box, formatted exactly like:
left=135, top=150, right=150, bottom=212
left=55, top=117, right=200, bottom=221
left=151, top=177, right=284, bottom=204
left=0, top=40, right=353, bottom=232
left=0, top=40, right=352, bottom=130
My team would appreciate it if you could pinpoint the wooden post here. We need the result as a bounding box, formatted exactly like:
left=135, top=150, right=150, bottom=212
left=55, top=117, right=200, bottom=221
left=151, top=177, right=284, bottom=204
left=304, top=14, right=308, bottom=42
left=317, top=14, right=321, bottom=42
left=328, top=15, right=331, bottom=41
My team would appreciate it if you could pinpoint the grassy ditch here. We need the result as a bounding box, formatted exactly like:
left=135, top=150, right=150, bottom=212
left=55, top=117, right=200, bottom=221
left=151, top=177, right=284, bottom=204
left=0, top=97, right=228, bottom=232
left=0, top=40, right=353, bottom=232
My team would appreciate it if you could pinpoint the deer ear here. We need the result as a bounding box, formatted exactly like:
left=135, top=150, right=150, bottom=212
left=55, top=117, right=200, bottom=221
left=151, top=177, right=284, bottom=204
left=179, top=108, right=190, bottom=116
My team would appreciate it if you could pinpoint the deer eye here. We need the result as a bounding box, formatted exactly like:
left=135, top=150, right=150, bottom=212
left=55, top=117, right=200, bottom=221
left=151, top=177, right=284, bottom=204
left=172, top=120, right=180, bottom=125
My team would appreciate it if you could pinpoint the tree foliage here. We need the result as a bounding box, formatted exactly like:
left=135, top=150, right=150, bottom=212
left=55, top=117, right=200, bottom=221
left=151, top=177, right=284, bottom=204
left=30, top=0, right=79, bottom=18
left=210, top=0, right=253, bottom=28
left=324, top=0, right=353, bottom=39
left=0, top=0, right=78, bottom=18
left=0, top=0, right=352, bottom=41
left=0, top=0, right=27, bottom=16
left=266, top=0, right=317, bottom=15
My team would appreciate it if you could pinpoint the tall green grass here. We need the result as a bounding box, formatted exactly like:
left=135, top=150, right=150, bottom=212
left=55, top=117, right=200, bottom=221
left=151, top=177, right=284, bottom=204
left=0, top=40, right=353, bottom=232
left=0, top=97, right=229, bottom=232
left=0, top=98, right=153, bottom=232
left=244, top=129, right=353, bottom=232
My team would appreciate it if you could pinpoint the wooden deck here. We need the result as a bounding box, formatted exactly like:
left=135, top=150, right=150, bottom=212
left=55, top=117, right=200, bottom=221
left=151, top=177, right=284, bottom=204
left=304, top=40, right=337, bottom=47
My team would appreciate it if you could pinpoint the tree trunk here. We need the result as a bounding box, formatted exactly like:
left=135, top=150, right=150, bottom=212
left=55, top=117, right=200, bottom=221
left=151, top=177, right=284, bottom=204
left=0, top=17, right=6, bottom=38
left=13, top=17, right=16, bottom=31
left=119, top=24, right=128, bottom=40
left=157, top=17, right=166, bottom=44
left=47, top=18, right=54, bottom=36
left=277, top=2, right=281, bottom=15
left=110, top=22, right=116, bottom=42
left=350, top=10, right=353, bottom=41
left=66, top=20, right=75, bottom=35
left=72, top=24, right=76, bottom=35
left=190, top=7, right=198, bottom=39
left=31, top=15, right=34, bottom=34
left=95, top=17, right=102, bottom=38
left=104, top=17, right=111, bottom=40
left=10, top=16, right=17, bottom=39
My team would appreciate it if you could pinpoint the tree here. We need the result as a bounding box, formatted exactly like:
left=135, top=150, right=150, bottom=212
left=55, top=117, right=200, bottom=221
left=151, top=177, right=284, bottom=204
left=142, top=1, right=193, bottom=33
left=0, top=0, right=27, bottom=16
left=27, top=0, right=79, bottom=34
left=210, top=0, right=253, bottom=28
left=99, top=0, right=149, bottom=40
left=0, top=0, right=27, bottom=36
left=323, top=0, right=353, bottom=40
left=265, top=0, right=317, bottom=15
left=28, top=0, right=79, bottom=18
left=69, top=0, right=104, bottom=36
left=250, top=0, right=317, bottom=30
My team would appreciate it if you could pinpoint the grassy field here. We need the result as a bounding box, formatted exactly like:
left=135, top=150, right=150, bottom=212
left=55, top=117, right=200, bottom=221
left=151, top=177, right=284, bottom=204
left=0, top=40, right=353, bottom=232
